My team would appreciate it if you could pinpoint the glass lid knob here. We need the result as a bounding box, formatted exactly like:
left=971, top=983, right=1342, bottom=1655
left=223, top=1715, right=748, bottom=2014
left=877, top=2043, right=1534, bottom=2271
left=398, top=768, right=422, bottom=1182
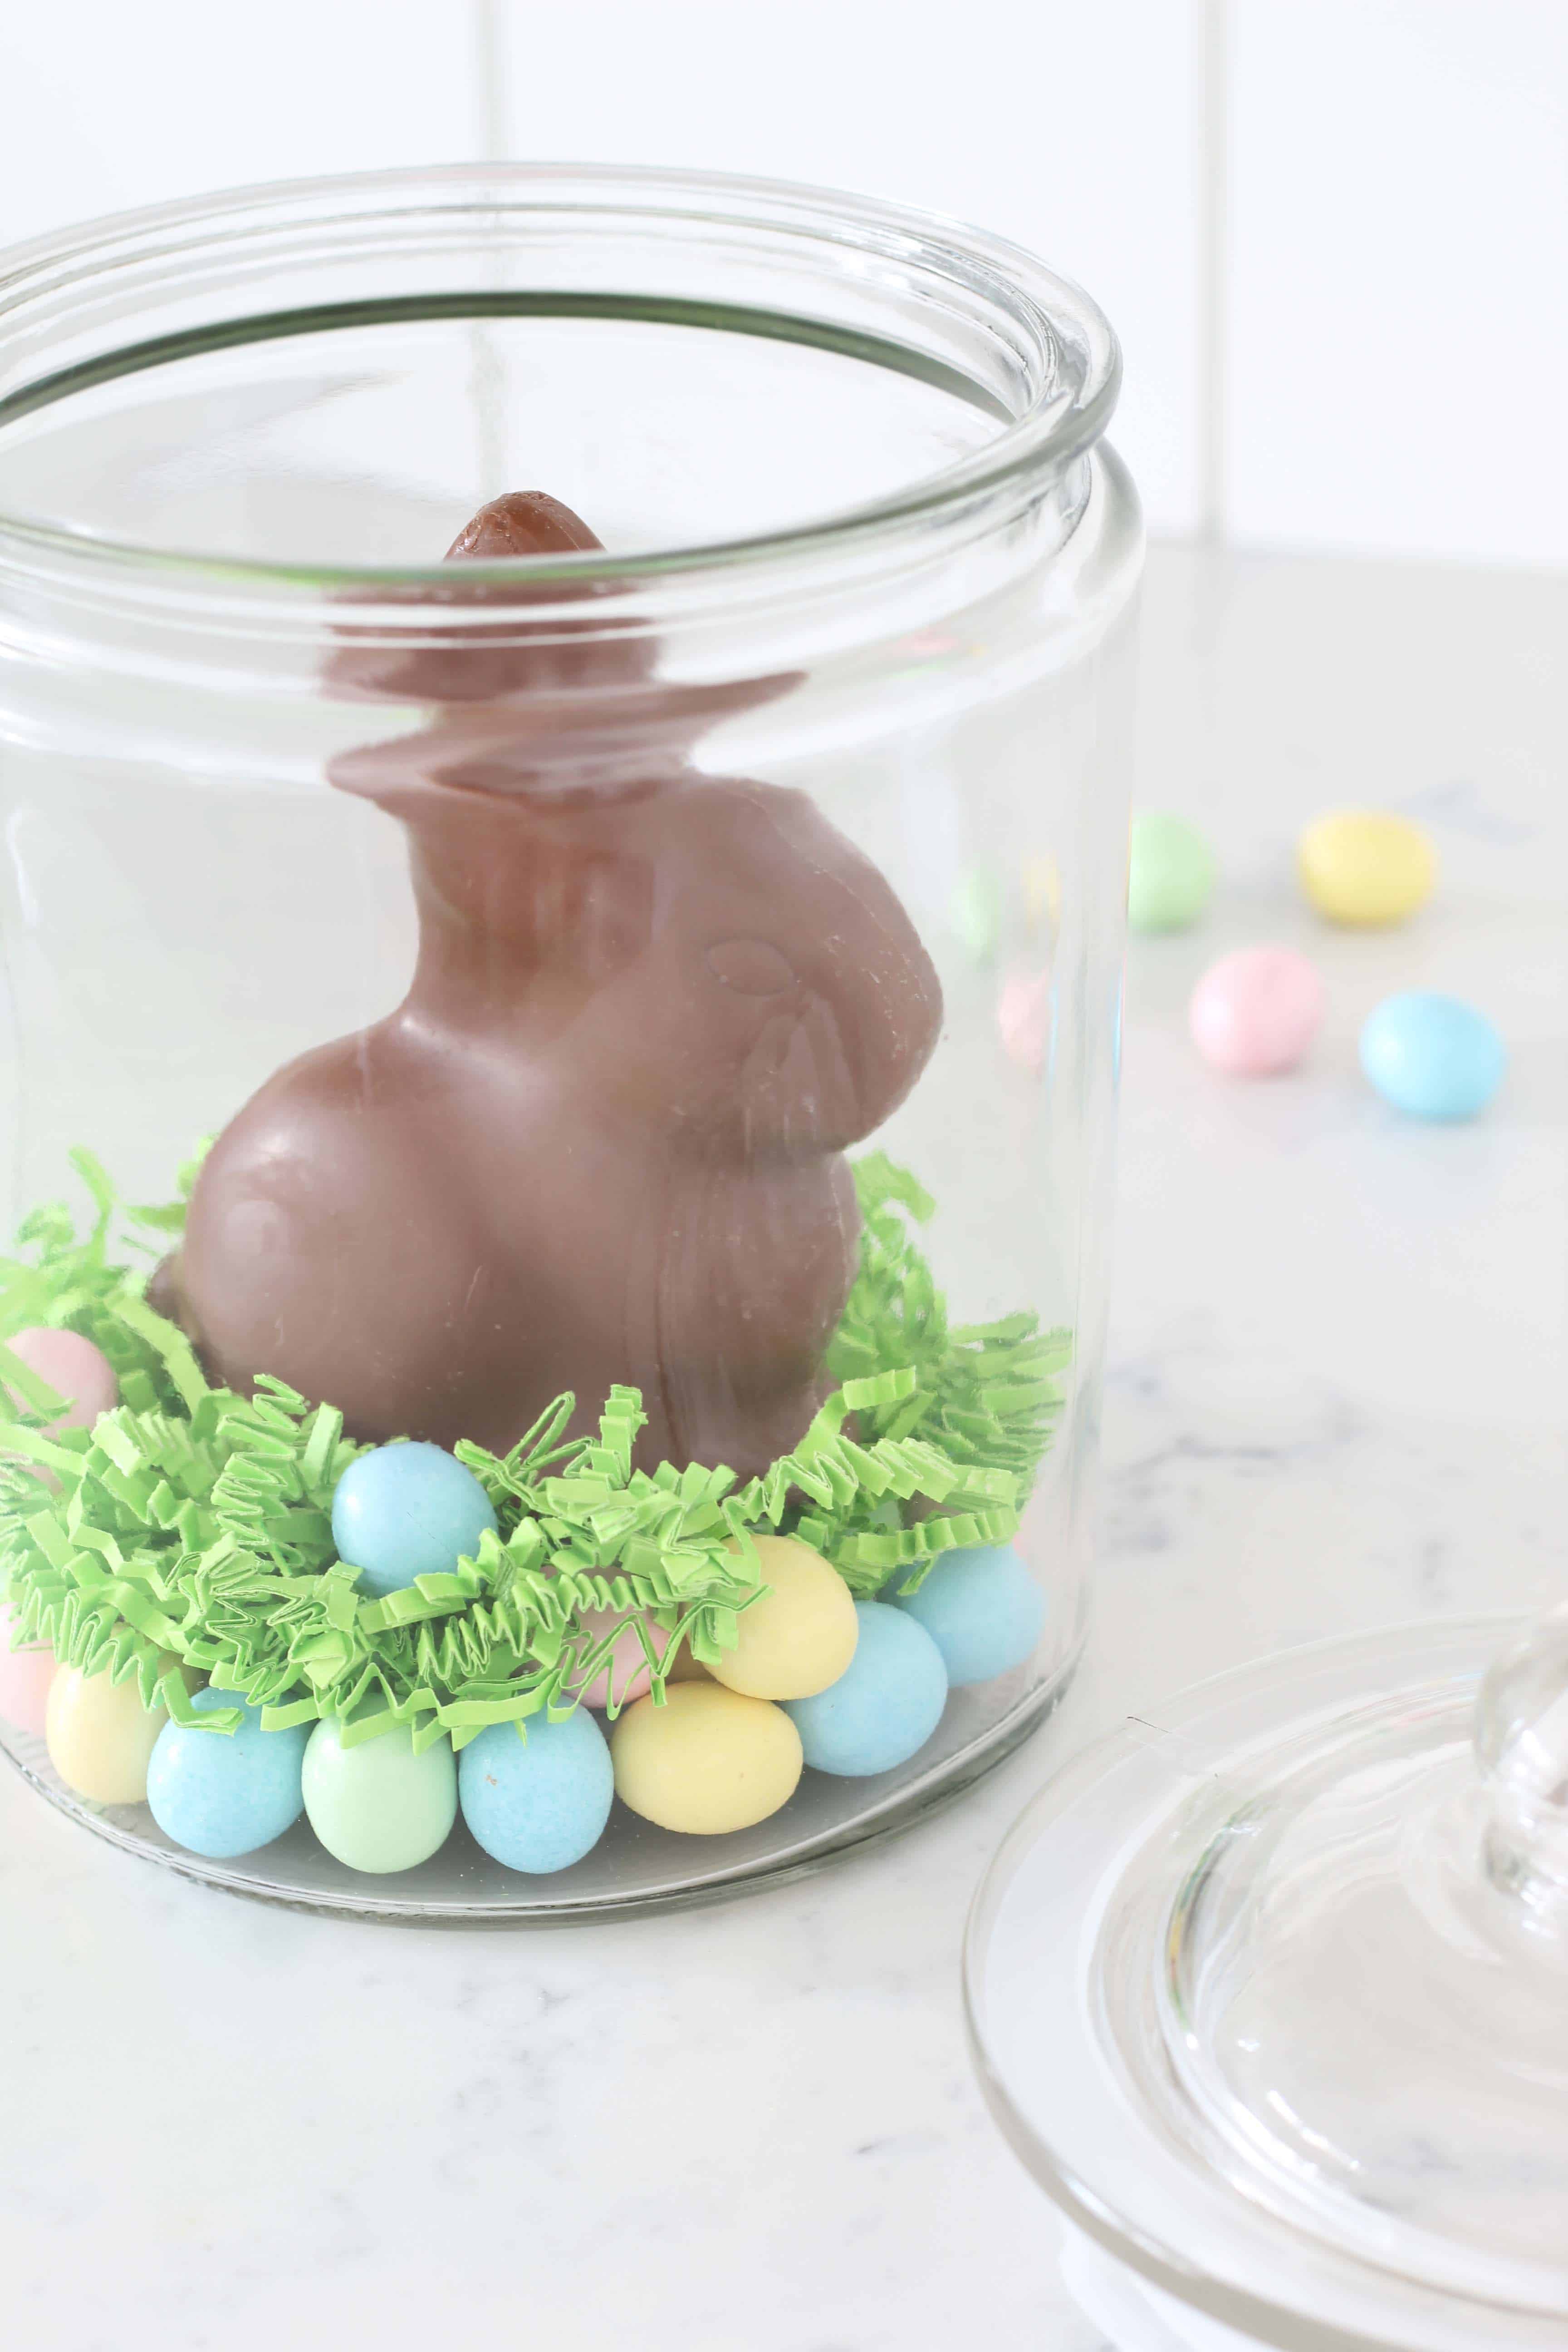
left=1475, top=1601, right=1568, bottom=1935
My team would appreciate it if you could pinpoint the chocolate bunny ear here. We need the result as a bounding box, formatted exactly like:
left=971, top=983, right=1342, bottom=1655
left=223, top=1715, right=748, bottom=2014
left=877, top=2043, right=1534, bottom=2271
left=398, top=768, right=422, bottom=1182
left=443, top=490, right=603, bottom=559
left=329, top=674, right=799, bottom=803
left=325, top=489, right=652, bottom=707
left=327, top=489, right=800, bottom=798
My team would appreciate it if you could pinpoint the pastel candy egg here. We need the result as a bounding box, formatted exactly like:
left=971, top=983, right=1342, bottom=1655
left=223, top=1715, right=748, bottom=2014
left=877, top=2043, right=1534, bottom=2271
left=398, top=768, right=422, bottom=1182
left=710, top=1535, right=858, bottom=1701
left=1022, top=854, right=1061, bottom=936
left=1298, top=809, right=1436, bottom=926
left=949, top=870, right=1001, bottom=964
left=611, top=1682, right=802, bottom=1833
left=1127, top=812, right=1215, bottom=932
left=1190, top=946, right=1324, bottom=1076
left=784, top=1602, right=948, bottom=1778
left=46, top=1661, right=179, bottom=1804
left=459, top=1710, right=614, bottom=1872
left=302, top=1716, right=457, bottom=1873
left=5, top=1327, right=118, bottom=1433
left=571, top=1606, right=680, bottom=1710
left=996, top=968, right=1054, bottom=1078
left=1360, top=990, right=1505, bottom=1120
left=146, top=1685, right=308, bottom=1858
left=331, top=1442, right=498, bottom=1598
left=0, top=1604, right=56, bottom=1736
left=893, top=1544, right=1046, bottom=1686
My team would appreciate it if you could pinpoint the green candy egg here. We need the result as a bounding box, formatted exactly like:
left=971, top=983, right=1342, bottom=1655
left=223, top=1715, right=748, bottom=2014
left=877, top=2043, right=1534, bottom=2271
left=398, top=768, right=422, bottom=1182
left=1127, top=812, right=1215, bottom=933
left=301, top=1716, right=457, bottom=1874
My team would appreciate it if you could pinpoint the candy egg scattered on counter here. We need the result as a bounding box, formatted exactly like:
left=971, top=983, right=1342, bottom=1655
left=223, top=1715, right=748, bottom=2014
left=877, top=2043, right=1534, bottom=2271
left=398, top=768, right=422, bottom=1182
left=611, top=1681, right=803, bottom=1833
left=301, top=1716, right=458, bottom=1873
left=331, top=1441, right=498, bottom=1599
left=572, top=1605, right=681, bottom=1710
left=5, top=1326, right=119, bottom=1431
left=1297, top=808, right=1436, bottom=926
left=710, top=1535, right=858, bottom=1701
left=0, top=1605, right=57, bottom=1736
left=1359, top=990, right=1505, bottom=1121
left=459, top=1710, right=614, bottom=1873
left=1127, top=812, right=1215, bottom=933
left=949, top=869, right=1001, bottom=964
left=1189, top=945, right=1325, bottom=1077
left=146, top=1686, right=309, bottom=1859
left=1022, top=853, right=1061, bottom=935
left=46, top=1661, right=183, bottom=1805
left=784, top=1602, right=948, bottom=1778
left=996, top=968, right=1054, bottom=1078
left=893, top=1544, right=1045, bottom=1687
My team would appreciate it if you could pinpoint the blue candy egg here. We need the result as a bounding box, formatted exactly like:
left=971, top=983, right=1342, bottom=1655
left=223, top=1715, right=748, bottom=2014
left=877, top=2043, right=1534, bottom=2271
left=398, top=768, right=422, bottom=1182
left=893, top=1544, right=1045, bottom=1686
left=458, top=1710, right=614, bottom=1873
left=146, top=1685, right=308, bottom=1859
left=332, top=1442, right=498, bottom=1598
left=784, top=1602, right=948, bottom=1778
left=1359, top=990, right=1505, bottom=1121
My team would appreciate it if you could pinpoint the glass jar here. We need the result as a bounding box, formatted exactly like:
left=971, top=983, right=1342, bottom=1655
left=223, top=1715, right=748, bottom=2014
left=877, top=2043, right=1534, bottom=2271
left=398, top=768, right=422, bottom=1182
left=0, top=165, right=1141, bottom=1916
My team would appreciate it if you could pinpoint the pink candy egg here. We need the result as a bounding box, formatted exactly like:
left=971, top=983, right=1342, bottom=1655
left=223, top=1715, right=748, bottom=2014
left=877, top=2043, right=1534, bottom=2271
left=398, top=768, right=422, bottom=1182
left=1189, top=946, right=1325, bottom=1076
left=6, top=1328, right=118, bottom=1433
left=996, top=968, right=1054, bottom=1078
left=0, top=1605, right=56, bottom=1737
left=573, top=1607, right=681, bottom=1710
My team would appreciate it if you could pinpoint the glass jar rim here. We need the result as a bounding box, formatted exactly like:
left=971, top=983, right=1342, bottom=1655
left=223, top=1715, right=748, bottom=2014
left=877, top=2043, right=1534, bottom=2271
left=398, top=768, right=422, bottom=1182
left=0, top=160, right=1121, bottom=593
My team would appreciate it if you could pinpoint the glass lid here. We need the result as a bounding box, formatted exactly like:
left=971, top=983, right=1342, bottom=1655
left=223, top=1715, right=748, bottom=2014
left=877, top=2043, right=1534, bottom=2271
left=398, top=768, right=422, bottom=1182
left=964, top=1610, right=1568, bottom=2352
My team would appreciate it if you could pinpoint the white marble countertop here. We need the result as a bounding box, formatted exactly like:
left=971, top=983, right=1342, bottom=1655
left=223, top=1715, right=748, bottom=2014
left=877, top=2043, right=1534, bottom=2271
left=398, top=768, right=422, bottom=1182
left=3, top=546, right=1564, bottom=2352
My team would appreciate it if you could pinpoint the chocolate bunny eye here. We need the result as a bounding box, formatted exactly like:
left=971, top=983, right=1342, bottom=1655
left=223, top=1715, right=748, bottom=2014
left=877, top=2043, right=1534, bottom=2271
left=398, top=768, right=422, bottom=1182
left=704, top=938, right=797, bottom=996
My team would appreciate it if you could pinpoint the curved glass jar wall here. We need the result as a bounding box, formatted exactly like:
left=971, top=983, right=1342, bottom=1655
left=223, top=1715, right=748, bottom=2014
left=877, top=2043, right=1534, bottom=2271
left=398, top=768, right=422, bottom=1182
left=0, top=167, right=1141, bottom=1916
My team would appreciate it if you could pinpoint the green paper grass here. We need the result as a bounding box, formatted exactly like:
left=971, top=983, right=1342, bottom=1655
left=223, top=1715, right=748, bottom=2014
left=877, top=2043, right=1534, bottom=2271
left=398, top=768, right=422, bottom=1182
left=0, top=1150, right=1068, bottom=1748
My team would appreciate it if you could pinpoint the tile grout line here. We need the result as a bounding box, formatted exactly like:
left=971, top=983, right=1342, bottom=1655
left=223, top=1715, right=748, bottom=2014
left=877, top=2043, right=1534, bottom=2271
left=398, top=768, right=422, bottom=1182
left=1195, top=0, right=1230, bottom=546
left=470, top=0, right=509, bottom=165
left=467, top=0, right=510, bottom=496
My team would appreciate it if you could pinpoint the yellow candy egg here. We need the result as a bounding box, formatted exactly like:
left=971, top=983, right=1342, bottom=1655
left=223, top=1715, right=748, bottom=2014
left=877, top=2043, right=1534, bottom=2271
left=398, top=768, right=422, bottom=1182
left=611, top=1682, right=803, bottom=1833
left=710, top=1534, right=858, bottom=1700
left=1023, top=853, right=1062, bottom=935
left=1297, top=810, right=1436, bottom=926
left=46, top=1661, right=182, bottom=1804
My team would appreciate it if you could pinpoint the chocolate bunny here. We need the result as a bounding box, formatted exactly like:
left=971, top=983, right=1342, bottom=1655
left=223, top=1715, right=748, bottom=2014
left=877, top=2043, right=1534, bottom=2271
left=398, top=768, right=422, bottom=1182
left=159, top=496, right=942, bottom=1474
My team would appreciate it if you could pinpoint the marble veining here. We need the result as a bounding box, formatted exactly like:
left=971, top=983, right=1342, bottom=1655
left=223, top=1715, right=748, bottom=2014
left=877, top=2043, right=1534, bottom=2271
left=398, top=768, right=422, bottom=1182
left=2, top=547, right=1563, bottom=2352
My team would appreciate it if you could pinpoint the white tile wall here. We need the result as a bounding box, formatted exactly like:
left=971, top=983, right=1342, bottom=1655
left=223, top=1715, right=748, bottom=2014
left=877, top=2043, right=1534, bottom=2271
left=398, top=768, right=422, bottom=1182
left=2, top=0, right=1566, bottom=565
left=0, top=1, right=475, bottom=244
left=1227, top=0, right=1568, bottom=567
left=487, top=0, right=1203, bottom=536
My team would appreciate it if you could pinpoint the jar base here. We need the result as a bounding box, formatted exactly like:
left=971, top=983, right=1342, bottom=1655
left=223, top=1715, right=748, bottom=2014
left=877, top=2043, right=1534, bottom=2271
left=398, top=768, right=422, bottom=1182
left=0, top=1645, right=1080, bottom=1923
